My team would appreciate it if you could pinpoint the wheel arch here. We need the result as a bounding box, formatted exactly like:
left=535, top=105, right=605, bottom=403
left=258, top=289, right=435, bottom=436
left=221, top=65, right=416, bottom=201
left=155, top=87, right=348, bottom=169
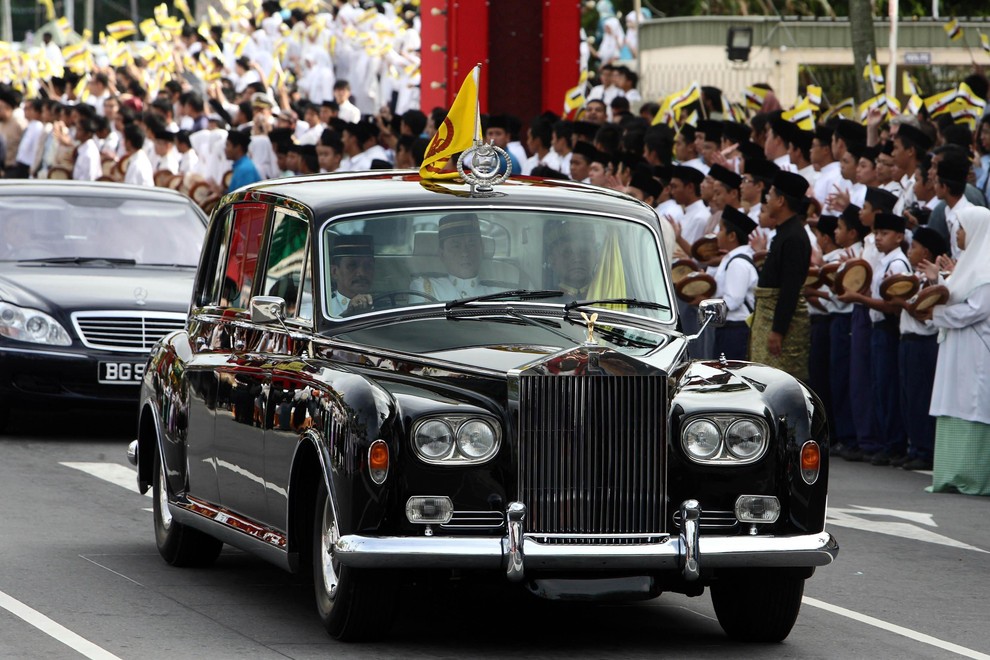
left=285, top=429, right=333, bottom=573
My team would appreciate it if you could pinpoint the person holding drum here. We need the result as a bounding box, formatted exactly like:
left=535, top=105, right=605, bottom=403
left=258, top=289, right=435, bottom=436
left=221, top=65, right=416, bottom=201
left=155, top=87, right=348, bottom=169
left=917, top=206, right=990, bottom=495
left=837, top=212, right=912, bottom=465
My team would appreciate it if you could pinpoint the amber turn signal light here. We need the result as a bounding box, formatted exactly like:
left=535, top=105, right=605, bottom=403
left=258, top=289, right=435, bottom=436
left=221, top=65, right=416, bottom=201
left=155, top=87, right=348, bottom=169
left=368, top=440, right=389, bottom=484
left=800, top=441, right=820, bottom=485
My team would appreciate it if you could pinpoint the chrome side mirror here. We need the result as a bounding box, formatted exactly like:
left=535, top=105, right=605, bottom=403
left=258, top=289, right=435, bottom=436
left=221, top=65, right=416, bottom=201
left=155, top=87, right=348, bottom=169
left=250, top=296, right=287, bottom=324
left=697, top=299, right=728, bottom=329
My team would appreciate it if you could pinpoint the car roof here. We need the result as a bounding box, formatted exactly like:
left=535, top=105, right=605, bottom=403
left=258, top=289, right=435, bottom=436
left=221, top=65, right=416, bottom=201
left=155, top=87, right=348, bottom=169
left=0, top=180, right=196, bottom=203
left=223, top=171, right=661, bottom=224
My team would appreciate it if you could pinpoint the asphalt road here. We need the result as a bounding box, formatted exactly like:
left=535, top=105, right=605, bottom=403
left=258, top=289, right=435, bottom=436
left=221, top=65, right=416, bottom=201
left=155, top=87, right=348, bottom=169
left=2, top=411, right=989, bottom=660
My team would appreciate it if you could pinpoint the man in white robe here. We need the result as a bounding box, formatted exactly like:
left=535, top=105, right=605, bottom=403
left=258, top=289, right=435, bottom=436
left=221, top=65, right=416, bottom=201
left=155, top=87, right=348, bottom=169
left=411, top=213, right=501, bottom=301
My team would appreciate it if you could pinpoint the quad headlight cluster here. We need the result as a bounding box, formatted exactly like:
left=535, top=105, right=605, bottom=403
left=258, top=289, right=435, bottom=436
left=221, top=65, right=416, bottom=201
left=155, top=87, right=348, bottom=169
left=0, top=301, right=72, bottom=346
left=412, top=415, right=501, bottom=465
left=681, top=415, right=769, bottom=464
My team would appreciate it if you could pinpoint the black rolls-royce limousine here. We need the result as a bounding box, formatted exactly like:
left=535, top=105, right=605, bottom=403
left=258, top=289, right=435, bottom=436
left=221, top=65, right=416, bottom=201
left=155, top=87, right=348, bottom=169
left=128, top=165, right=837, bottom=643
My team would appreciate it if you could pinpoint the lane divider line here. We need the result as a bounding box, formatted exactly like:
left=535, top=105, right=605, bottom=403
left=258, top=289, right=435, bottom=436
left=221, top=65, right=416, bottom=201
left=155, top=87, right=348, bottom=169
left=804, top=596, right=990, bottom=659
left=0, top=589, right=123, bottom=660
left=60, top=462, right=150, bottom=497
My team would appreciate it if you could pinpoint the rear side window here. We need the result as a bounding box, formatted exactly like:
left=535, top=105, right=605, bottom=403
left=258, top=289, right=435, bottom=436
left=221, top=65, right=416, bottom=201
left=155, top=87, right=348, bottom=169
left=261, top=210, right=310, bottom=318
left=221, top=203, right=268, bottom=309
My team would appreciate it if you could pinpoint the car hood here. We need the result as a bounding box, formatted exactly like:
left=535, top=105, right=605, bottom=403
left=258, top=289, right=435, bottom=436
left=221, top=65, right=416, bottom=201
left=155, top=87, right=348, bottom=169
left=0, top=264, right=195, bottom=313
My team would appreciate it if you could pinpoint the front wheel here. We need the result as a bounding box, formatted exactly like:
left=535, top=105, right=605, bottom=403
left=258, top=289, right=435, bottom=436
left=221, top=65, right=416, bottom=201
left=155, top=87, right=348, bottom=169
left=153, top=446, right=223, bottom=567
left=710, top=572, right=805, bottom=642
left=313, top=480, right=396, bottom=641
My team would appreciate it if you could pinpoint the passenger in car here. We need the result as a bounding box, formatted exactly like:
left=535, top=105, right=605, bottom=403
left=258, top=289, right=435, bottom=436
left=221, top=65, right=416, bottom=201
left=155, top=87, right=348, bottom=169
left=329, top=234, right=376, bottom=317
left=410, top=213, right=502, bottom=300
left=544, top=220, right=597, bottom=302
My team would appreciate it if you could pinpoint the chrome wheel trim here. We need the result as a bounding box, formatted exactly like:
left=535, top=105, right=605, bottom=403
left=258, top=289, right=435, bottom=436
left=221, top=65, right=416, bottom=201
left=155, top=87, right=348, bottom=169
left=158, top=454, right=172, bottom=530
left=320, top=497, right=339, bottom=601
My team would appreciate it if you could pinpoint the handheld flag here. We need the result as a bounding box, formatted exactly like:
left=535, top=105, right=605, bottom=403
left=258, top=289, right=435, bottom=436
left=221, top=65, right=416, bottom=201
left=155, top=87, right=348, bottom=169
left=420, top=64, right=482, bottom=180
left=106, top=20, right=137, bottom=40
left=924, top=87, right=958, bottom=117
left=863, top=56, right=885, bottom=95
left=906, top=94, right=924, bottom=116
left=981, top=31, right=990, bottom=53
left=563, top=70, right=588, bottom=120
left=902, top=71, right=921, bottom=98
left=782, top=98, right=815, bottom=131
left=858, top=94, right=887, bottom=123
left=944, top=18, right=963, bottom=41
left=821, top=98, right=855, bottom=122
left=744, top=85, right=768, bottom=112
left=805, top=85, right=822, bottom=109
left=38, top=0, right=55, bottom=22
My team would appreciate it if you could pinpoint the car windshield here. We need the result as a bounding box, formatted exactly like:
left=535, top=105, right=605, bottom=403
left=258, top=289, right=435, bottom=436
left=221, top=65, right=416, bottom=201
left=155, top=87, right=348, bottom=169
left=321, top=209, right=672, bottom=322
left=0, top=195, right=204, bottom=266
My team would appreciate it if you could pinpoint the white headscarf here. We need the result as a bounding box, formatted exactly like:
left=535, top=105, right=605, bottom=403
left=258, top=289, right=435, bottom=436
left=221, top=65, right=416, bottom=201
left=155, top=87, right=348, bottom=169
left=947, top=206, right=990, bottom=303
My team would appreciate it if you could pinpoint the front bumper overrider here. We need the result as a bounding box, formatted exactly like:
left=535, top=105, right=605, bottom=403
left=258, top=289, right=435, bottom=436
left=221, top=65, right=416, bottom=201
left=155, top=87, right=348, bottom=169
left=334, top=500, right=839, bottom=582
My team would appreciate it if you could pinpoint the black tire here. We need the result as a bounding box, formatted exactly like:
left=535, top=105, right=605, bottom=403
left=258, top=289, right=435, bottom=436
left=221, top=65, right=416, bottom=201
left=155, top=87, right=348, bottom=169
left=710, top=572, right=805, bottom=642
left=153, top=447, right=223, bottom=567
left=313, top=479, right=397, bottom=641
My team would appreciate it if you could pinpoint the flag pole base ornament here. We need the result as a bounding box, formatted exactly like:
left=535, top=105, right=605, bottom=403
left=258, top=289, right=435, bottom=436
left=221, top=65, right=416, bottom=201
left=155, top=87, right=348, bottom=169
left=457, top=139, right=511, bottom=195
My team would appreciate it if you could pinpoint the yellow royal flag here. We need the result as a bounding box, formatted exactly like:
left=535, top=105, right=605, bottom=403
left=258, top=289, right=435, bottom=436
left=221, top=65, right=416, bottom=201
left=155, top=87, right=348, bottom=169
left=38, top=0, right=56, bottom=21
left=944, top=18, right=963, bottom=42
left=563, top=69, right=588, bottom=118
left=585, top=229, right=627, bottom=310
left=107, top=20, right=137, bottom=39
left=902, top=71, right=921, bottom=98
left=174, top=0, right=195, bottom=24
left=906, top=94, right=924, bottom=115
left=805, top=85, right=822, bottom=109
left=925, top=87, right=958, bottom=117
left=783, top=98, right=815, bottom=130
left=650, top=97, right=673, bottom=126
left=744, top=85, right=768, bottom=111
left=982, top=31, right=990, bottom=53
left=419, top=64, right=482, bottom=181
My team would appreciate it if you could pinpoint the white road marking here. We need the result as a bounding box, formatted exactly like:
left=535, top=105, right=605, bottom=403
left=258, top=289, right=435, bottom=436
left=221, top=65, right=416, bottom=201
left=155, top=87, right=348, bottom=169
left=828, top=505, right=987, bottom=554
left=60, top=462, right=150, bottom=498
left=804, top=597, right=990, bottom=659
left=0, top=589, right=123, bottom=660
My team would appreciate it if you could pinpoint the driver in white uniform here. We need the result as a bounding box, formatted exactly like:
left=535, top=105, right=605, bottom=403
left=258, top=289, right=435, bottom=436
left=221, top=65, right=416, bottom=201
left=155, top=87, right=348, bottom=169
left=411, top=213, right=501, bottom=301
left=329, top=234, right=376, bottom=317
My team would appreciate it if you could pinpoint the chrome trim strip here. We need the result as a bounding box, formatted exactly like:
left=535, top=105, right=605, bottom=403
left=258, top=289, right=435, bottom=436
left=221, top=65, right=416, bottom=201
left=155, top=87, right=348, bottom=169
left=334, top=531, right=839, bottom=571
left=680, top=499, right=701, bottom=581
left=170, top=504, right=294, bottom=572
left=506, top=501, right=525, bottom=582
left=0, top=346, right=89, bottom=359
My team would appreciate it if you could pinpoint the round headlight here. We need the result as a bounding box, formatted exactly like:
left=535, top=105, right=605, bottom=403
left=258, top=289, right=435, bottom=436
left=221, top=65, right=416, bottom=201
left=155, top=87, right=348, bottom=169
left=682, top=419, right=721, bottom=459
left=414, top=420, right=454, bottom=460
left=725, top=419, right=765, bottom=460
left=456, top=420, right=497, bottom=460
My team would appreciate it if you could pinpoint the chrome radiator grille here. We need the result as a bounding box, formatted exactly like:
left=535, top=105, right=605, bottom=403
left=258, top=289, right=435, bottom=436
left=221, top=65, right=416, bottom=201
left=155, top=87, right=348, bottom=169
left=517, top=375, right=664, bottom=544
left=71, top=312, right=186, bottom=353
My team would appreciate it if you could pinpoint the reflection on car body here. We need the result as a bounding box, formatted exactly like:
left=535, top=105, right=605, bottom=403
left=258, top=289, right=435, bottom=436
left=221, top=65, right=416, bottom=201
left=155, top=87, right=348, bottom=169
left=0, top=181, right=207, bottom=428
left=129, top=171, right=837, bottom=643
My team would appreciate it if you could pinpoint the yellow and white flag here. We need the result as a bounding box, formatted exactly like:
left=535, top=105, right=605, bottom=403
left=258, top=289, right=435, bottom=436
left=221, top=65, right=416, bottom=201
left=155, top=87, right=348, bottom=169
left=821, top=97, right=855, bottom=122
left=863, top=56, right=885, bottom=95
left=906, top=94, right=924, bottom=115
left=902, top=71, right=921, bottom=98
left=925, top=87, right=958, bottom=117
left=744, top=85, right=768, bottom=112
left=38, top=0, right=55, bottom=22
left=419, top=64, right=482, bottom=181
left=805, top=85, right=822, bottom=109
left=944, top=17, right=963, bottom=42
left=563, top=70, right=588, bottom=119
left=106, top=20, right=137, bottom=39
left=783, top=98, right=816, bottom=131
left=981, top=31, right=990, bottom=53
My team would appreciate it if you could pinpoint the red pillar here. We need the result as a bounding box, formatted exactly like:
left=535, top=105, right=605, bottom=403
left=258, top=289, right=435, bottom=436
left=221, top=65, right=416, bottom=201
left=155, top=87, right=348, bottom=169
left=541, top=0, right=581, bottom=119
left=419, top=1, right=491, bottom=113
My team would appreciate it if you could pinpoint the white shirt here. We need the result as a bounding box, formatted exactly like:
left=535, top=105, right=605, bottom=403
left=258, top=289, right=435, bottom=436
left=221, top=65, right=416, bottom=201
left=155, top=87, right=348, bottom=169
left=868, top=247, right=911, bottom=323
left=15, top=119, right=43, bottom=167
left=124, top=150, right=155, bottom=186
left=410, top=274, right=501, bottom=301
left=893, top=173, right=917, bottom=215
left=73, top=138, right=102, bottom=181
left=821, top=247, right=852, bottom=315
left=178, top=148, right=199, bottom=175
left=945, top=196, right=974, bottom=259
left=813, top=161, right=842, bottom=211
left=714, top=245, right=757, bottom=322
left=337, top=100, right=362, bottom=123
left=930, top=284, right=990, bottom=424
left=773, top=153, right=797, bottom=173
left=679, top=199, right=710, bottom=246
left=798, top=164, right=819, bottom=188
left=680, top=157, right=709, bottom=175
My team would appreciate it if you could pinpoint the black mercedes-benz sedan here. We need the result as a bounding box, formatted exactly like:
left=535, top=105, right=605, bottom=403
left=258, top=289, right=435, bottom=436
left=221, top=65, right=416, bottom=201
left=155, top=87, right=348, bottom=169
left=128, top=165, right=837, bottom=644
left=0, top=181, right=207, bottom=428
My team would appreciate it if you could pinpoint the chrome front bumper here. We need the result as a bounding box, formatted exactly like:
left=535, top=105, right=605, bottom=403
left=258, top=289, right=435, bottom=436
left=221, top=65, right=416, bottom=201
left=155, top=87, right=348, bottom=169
left=334, top=500, right=839, bottom=582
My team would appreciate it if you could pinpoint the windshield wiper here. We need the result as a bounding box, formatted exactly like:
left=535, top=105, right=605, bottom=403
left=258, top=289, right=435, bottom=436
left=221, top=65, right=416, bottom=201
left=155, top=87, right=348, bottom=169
left=564, top=298, right=671, bottom=313
left=141, top=262, right=198, bottom=268
left=444, top=289, right=563, bottom=311
left=17, top=256, right=137, bottom=266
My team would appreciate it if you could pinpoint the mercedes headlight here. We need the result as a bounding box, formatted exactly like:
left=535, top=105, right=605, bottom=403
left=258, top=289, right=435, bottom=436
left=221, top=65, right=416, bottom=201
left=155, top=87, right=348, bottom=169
left=412, top=416, right=501, bottom=465
left=413, top=420, right=455, bottom=460
left=725, top=419, right=766, bottom=460
left=682, top=419, right=721, bottom=460
left=0, top=302, right=72, bottom=346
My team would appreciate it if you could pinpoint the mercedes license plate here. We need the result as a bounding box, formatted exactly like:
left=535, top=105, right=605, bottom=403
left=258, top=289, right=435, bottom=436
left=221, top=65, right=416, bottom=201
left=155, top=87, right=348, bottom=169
left=99, top=361, right=145, bottom=384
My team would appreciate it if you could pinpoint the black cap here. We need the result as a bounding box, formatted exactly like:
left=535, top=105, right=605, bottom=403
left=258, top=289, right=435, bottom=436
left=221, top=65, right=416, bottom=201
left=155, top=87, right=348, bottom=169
left=790, top=128, right=813, bottom=153
left=153, top=128, right=175, bottom=142
left=331, top=234, right=374, bottom=259
left=912, top=226, right=949, bottom=257
left=816, top=214, right=839, bottom=240
left=840, top=204, right=867, bottom=237
left=772, top=170, right=810, bottom=199
left=738, top=141, right=765, bottom=163
left=861, top=145, right=880, bottom=162
left=486, top=113, right=508, bottom=130
left=721, top=205, right=757, bottom=237
left=671, top=164, right=705, bottom=186
left=438, top=213, right=481, bottom=243
left=874, top=212, right=906, bottom=233
left=629, top=165, right=661, bottom=199
left=769, top=113, right=795, bottom=144
left=895, top=123, right=934, bottom=153
left=814, top=125, right=834, bottom=145
left=708, top=163, right=741, bottom=189
left=845, top=140, right=866, bottom=161
left=745, top=157, right=780, bottom=183
left=722, top=121, right=751, bottom=145
left=697, top=119, right=723, bottom=143
left=678, top=124, right=696, bottom=141
left=865, top=187, right=898, bottom=213
left=936, top=157, right=970, bottom=186
left=880, top=140, right=894, bottom=155
left=572, top=120, right=599, bottom=139
left=834, top=119, right=867, bottom=145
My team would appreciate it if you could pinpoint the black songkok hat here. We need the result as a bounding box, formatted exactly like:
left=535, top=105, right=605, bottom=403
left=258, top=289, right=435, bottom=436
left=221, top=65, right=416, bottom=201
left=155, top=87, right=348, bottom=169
left=486, top=113, right=508, bottom=131
left=816, top=214, right=839, bottom=241
left=880, top=140, right=895, bottom=155
left=814, top=125, right=834, bottom=145
left=874, top=212, right=906, bottom=233
left=697, top=119, right=723, bottom=143
left=438, top=213, right=481, bottom=243
left=790, top=128, right=814, bottom=153
left=571, top=140, right=599, bottom=162
left=769, top=113, right=795, bottom=144
left=629, top=165, right=661, bottom=199
left=331, top=234, right=374, bottom=259
left=708, top=163, right=741, bottom=190
left=860, top=145, right=880, bottom=163
left=722, top=121, right=751, bottom=145
left=896, top=123, right=934, bottom=153
left=845, top=140, right=866, bottom=161
left=840, top=204, right=867, bottom=236
left=721, top=205, right=757, bottom=237
left=738, top=140, right=765, bottom=163
left=772, top=170, right=810, bottom=199
left=745, top=157, right=779, bottom=184
left=153, top=128, right=175, bottom=142
left=936, top=157, right=970, bottom=186
left=670, top=164, right=705, bottom=186
left=834, top=119, right=867, bottom=145
left=678, top=124, right=696, bottom=142
left=865, top=186, right=898, bottom=213
left=912, top=226, right=949, bottom=257
left=572, top=120, right=599, bottom=140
